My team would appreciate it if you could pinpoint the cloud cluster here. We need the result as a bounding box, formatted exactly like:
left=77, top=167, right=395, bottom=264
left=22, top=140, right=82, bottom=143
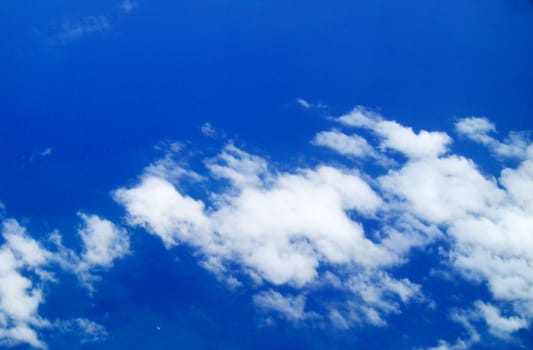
left=114, top=125, right=443, bottom=330
left=328, top=108, right=533, bottom=347
left=0, top=213, right=129, bottom=348
left=114, top=106, right=532, bottom=349
left=3, top=105, right=530, bottom=349
left=115, top=146, right=405, bottom=289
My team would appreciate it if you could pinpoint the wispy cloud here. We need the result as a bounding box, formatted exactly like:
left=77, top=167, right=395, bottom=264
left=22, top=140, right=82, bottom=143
left=296, top=98, right=328, bottom=110
left=120, top=0, right=135, bottom=13
left=254, top=290, right=311, bottom=322
left=39, top=147, right=53, bottom=157
left=29, top=147, right=53, bottom=161
left=55, top=318, right=108, bottom=344
left=52, top=16, right=110, bottom=45
left=201, top=122, right=217, bottom=138
left=456, top=116, right=530, bottom=159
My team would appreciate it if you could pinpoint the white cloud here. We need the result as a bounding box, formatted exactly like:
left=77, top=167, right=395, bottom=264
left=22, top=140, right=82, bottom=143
left=115, top=141, right=430, bottom=328
left=77, top=213, right=130, bottom=269
left=115, top=148, right=398, bottom=287
left=423, top=310, right=480, bottom=350
left=296, top=98, right=312, bottom=109
left=337, top=106, right=452, bottom=158
left=474, top=301, right=528, bottom=337
left=115, top=176, right=210, bottom=249
left=2, top=220, right=52, bottom=269
left=113, top=106, right=532, bottom=347
left=204, top=143, right=270, bottom=188
left=201, top=122, right=217, bottom=138
left=456, top=117, right=530, bottom=159
left=0, top=212, right=128, bottom=348
left=253, top=290, right=309, bottom=322
left=144, top=143, right=204, bottom=185
left=312, top=130, right=377, bottom=159
left=0, top=220, right=52, bottom=349
left=326, top=271, right=423, bottom=328
left=120, top=0, right=135, bottom=13
left=380, top=153, right=533, bottom=334
left=379, top=156, right=504, bottom=224
left=296, top=98, right=327, bottom=110
left=55, top=318, right=108, bottom=344
left=39, top=148, right=53, bottom=157
left=455, top=117, right=496, bottom=139
left=53, top=16, right=110, bottom=44
left=374, top=115, right=533, bottom=343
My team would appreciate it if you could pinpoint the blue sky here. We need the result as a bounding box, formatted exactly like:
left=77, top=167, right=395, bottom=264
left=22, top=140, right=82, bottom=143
left=1, top=0, right=533, bottom=349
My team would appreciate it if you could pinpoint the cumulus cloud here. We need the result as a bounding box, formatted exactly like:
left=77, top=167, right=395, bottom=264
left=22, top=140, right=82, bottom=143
left=378, top=145, right=533, bottom=336
left=0, top=220, right=53, bottom=349
left=112, top=105, right=532, bottom=349
left=337, top=106, right=452, bottom=158
left=0, top=212, right=127, bottom=348
left=116, top=153, right=398, bottom=287
left=332, top=109, right=533, bottom=344
left=312, top=130, right=377, bottom=159
left=456, top=117, right=530, bottom=159
left=455, top=117, right=496, bottom=137
left=115, top=176, right=209, bottom=249
left=114, top=138, right=433, bottom=328
left=78, top=213, right=129, bottom=268
left=76, top=213, right=130, bottom=288
left=4, top=102, right=529, bottom=348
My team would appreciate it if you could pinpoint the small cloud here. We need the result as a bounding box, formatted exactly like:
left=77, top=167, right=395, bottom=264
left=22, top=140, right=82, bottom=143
left=254, top=290, right=309, bottom=322
left=55, top=318, right=108, bottom=344
left=39, top=147, right=53, bottom=157
left=76, top=213, right=130, bottom=290
left=201, top=122, right=217, bottom=138
left=455, top=116, right=530, bottom=159
left=296, top=98, right=312, bottom=109
left=474, top=301, right=528, bottom=337
left=52, top=16, right=110, bottom=45
left=29, top=147, right=54, bottom=161
left=120, top=0, right=135, bottom=13
left=296, top=98, right=328, bottom=110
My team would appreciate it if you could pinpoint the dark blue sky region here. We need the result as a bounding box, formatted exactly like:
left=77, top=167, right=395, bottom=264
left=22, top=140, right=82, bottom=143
left=1, top=1, right=532, bottom=349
